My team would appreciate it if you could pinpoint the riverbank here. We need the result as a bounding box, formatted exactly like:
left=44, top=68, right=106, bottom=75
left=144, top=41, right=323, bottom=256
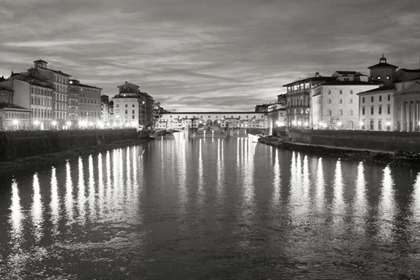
left=0, top=138, right=150, bottom=176
left=259, top=136, right=420, bottom=167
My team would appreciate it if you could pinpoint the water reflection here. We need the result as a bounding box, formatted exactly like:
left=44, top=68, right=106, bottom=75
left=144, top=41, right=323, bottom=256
left=378, top=165, right=395, bottom=241
left=413, top=171, right=420, bottom=223
left=77, top=157, right=86, bottom=225
left=2, top=138, right=420, bottom=279
left=9, top=179, right=24, bottom=246
left=315, top=158, right=325, bottom=211
left=332, top=160, right=344, bottom=231
left=198, top=139, right=204, bottom=201
left=50, top=167, right=60, bottom=236
left=65, top=161, right=74, bottom=225
left=354, top=162, right=367, bottom=234
left=272, top=149, right=281, bottom=206
left=88, top=155, right=96, bottom=220
left=32, top=173, right=44, bottom=243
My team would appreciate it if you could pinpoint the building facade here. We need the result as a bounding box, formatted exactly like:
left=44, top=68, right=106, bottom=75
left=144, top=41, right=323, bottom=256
left=0, top=84, right=31, bottom=130
left=394, top=78, right=420, bottom=132
left=283, top=73, right=336, bottom=128
left=368, top=55, right=398, bottom=86
left=358, top=86, right=395, bottom=131
left=69, top=79, right=102, bottom=126
left=311, top=81, right=380, bottom=130
left=29, top=60, right=71, bottom=128
left=112, top=82, right=154, bottom=129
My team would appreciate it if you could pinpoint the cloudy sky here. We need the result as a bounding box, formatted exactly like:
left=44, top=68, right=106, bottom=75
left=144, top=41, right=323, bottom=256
left=0, top=0, right=419, bottom=111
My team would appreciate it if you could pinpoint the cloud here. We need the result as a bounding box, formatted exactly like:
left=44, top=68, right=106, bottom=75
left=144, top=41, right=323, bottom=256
left=0, top=0, right=419, bottom=111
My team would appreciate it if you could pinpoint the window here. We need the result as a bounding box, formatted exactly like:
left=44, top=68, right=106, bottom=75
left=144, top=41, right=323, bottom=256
left=125, top=110, right=128, bottom=114
left=327, top=110, right=332, bottom=116
left=339, top=99, right=342, bottom=104
left=339, top=110, right=343, bottom=116
left=371, top=96, right=374, bottom=102
left=371, top=106, right=374, bottom=115
left=350, top=90, right=353, bottom=94
left=340, top=90, right=343, bottom=94
left=387, top=105, right=391, bottom=114
left=378, top=106, right=382, bottom=115
left=379, top=95, right=382, bottom=102
left=328, top=90, right=331, bottom=95
left=362, top=97, right=365, bottom=103
left=132, top=104, right=135, bottom=107
left=349, top=109, right=353, bottom=116
left=349, top=99, right=353, bottom=104
left=370, top=120, right=374, bottom=130
left=328, top=99, right=331, bottom=104
left=388, top=95, right=390, bottom=101
left=116, top=104, right=119, bottom=108
left=125, top=104, right=128, bottom=107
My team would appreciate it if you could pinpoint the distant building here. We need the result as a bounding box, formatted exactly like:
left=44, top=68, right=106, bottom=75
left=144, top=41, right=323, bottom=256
left=394, top=78, right=420, bottom=132
left=396, top=68, right=420, bottom=82
left=368, top=55, right=398, bottom=86
left=255, top=103, right=270, bottom=113
left=28, top=60, right=71, bottom=128
left=311, top=79, right=380, bottom=130
left=283, top=72, right=336, bottom=128
left=358, top=85, right=395, bottom=131
left=112, top=82, right=154, bottom=129
left=266, top=100, right=287, bottom=136
left=69, top=79, right=102, bottom=126
left=0, top=84, right=31, bottom=130
left=101, top=95, right=110, bottom=122
left=0, top=72, right=53, bottom=130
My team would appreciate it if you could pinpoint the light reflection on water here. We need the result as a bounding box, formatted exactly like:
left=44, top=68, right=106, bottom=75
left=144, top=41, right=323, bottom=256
left=1, top=135, right=420, bottom=279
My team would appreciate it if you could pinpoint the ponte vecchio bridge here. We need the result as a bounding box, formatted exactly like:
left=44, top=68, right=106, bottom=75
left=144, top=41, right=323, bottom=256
left=156, top=111, right=268, bottom=135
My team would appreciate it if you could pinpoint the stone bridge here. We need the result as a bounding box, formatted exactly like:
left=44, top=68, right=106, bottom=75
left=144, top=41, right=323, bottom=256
left=156, top=111, right=267, bottom=132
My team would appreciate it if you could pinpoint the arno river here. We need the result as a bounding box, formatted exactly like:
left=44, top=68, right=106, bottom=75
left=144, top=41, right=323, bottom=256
left=1, top=134, right=420, bottom=279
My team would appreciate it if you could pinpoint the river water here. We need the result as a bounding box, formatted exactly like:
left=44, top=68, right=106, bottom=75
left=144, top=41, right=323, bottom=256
left=0, top=134, right=420, bottom=279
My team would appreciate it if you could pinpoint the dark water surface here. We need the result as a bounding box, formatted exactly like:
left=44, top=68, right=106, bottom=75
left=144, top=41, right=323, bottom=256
left=1, top=134, right=420, bottom=279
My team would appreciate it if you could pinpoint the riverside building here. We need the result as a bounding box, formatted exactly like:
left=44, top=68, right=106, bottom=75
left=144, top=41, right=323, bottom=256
left=283, top=73, right=335, bottom=128
left=69, top=79, right=102, bottom=127
left=29, top=60, right=71, bottom=129
left=310, top=71, right=380, bottom=130
left=358, top=85, right=395, bottom=131
left=112, top=82, right=154, bottom=129
left=394, top=78, right=420, bottom=132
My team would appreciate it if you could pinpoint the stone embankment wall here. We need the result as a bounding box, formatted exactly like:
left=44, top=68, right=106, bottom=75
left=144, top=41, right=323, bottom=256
left=0, top=129, right=139, bottom=161
left=289, top=129, right=420, bottom=152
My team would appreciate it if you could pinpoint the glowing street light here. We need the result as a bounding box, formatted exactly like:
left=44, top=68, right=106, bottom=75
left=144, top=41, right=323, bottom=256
left=297, top=121, right=302, bottom=126
left=33, top=120, right=40, bottom=126
left=386, top=121, right=391, bottom=126
left=51, top=120, right=57, bottom=126
left=304, top=121, right=309, bottom=127
left=337, top=121, right=342, bottom=127
left=66, top=121, right=72, bottom=127
left=12, top=119, right=19, bottom=125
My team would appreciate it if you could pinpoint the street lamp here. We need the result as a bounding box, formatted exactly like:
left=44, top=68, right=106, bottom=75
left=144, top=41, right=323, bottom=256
left=12, top=119, right=19, bottom=130
left=66, top=121, right=72, bottom=128
left=52, top=120, right=57, bottom=130
left=337, top=121, right=342, bottom=129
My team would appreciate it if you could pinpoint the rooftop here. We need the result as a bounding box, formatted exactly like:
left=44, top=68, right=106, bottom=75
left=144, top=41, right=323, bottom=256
left=358, top=85, right=395, bottom=95
left=319, top=80, right=382, bottom=86
left=282, top=76, right=336, bottom=87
